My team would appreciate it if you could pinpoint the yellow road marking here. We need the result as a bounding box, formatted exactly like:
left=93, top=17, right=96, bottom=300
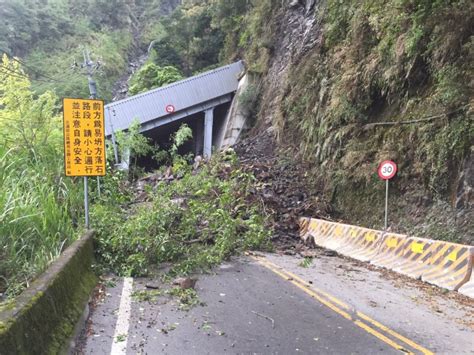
left=354, top=320, right=413, bottom=354
left=356, top=313, right=434, bottom=355
left=255, top=259, right=352, bottom=320
left=261, top=259, right=433, bottom=354
left=271, top=265, right=351, bottom=310
left=252, top=256, right=434, bottom=355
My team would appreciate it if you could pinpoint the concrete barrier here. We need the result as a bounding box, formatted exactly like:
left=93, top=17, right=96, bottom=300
left=370, top=233, right=408, bottom=269
left=421, top=242, right=473, bottom=291
left=299, top=217, right=312, bottom=245
left=299, top=219, right=383, bottom=262
left=334, top=226, right=383, bottom=262
left=458, top=271, right=474, bottom=298
left=392, top=237, right=438, bottom=279
left=299, top=218, right=474, bottom=298
left=0, top=231, right=97, bottom=355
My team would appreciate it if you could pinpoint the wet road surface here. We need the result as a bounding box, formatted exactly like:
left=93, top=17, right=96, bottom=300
left=76, top=253, right=474, bottom=355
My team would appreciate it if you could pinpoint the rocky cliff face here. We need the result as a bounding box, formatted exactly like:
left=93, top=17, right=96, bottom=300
left=258, top=0, right=323, bottom=132
left=246, top=0, right=473, bottom=243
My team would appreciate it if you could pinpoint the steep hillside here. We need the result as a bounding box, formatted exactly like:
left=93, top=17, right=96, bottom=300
left=196, top=0, right=473, bottom=243
left=248, top=0, right=473, bottom=243
left=0, top=0, right=181, bottom=100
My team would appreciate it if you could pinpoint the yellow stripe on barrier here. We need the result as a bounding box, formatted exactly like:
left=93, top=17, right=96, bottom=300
left=421, top=243, right=473, bottom=290
left=447, top=250, right=458, bottom=262
left=299, top=218, right=474, bottom=298
left=386, top=237, right=399, bottom=248
left=411, top=241, right=425, bottom=254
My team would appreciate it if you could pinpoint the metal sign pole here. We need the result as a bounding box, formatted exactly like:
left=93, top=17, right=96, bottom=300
left=84, top=176, right=90, bottom=229
left=384, top=179, right=389, bottom=231
left=97, top=177, right=101, bottom=198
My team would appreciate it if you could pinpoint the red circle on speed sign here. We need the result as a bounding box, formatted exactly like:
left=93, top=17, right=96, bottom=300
left=378, top=160, right=397, bottom=180
left=165, top=104, right=175, bottom=113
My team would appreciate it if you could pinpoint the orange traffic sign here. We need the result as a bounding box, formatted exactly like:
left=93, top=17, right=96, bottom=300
left=63, top=98, right=106, bottom=176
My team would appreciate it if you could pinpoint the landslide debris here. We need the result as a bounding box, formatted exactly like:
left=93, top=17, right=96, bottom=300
left=91, top=150, right=272, bottom=278
left=234, top=128, right=333, bottom=251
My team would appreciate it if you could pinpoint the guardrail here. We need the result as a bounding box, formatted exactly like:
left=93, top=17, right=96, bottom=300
left=300, top=218, right=474, bottom=298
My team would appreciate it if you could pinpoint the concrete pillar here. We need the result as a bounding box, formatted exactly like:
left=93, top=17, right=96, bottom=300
left=204, top=108, right=214, bottom=158
left=195, top=117, right=204, bottom=155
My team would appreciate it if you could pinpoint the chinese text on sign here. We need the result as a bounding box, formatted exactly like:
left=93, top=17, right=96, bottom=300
left=63, top=98, right=106, bottom=176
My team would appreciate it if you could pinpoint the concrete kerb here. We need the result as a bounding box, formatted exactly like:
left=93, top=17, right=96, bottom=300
left=0, top=231, right=98, bottom=355
left=299, top=218, right=474, bottom=298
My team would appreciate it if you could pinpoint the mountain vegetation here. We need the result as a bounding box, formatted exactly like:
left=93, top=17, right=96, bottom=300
left=0, top=0, right=472, bottom=301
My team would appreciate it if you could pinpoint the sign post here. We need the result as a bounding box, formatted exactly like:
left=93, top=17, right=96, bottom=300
left=377, top=160, right=398, bottom=231
left=63, top=98, right=106, bottom=229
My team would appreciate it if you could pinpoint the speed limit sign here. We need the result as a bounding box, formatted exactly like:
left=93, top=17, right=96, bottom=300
left=378, top=160, right=397, bottom=180
left=378, top=160, right=397, bottom=230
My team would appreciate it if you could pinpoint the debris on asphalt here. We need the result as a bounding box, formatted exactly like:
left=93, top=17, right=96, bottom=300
left=172, top=277, right=197, bottom=290
left=251, top=310, right=275, bottom=329
left=234, top=128, right=333, bottom=251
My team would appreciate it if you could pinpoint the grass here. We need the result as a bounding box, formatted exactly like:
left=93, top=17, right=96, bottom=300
left=0, top=147, right=83, bottom=299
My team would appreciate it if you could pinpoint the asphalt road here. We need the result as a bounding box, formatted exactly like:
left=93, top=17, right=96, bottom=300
left=75, top=253, right=474, bottom=355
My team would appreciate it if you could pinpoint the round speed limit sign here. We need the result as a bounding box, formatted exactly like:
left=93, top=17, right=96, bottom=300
left=378, top=160, right=397, bottom=180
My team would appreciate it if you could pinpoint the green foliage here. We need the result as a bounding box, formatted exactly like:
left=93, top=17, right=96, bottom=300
left=281, top=0, right=473, bottom=202
left=0, top=55, right=60, bottom=151
left=299, top=257, right=313, bottom=268
left=128, top=63, right=184, bottom=95
left=115, top=120, right=154, bottom=161
left=0, top=0, right=168, bottom=101
left=167, top=287, right=200, bottom=311
left=92, top=151, right=271, bottom=278
left=239, top=83, right=261, bottom=118
left=171, top=124, right=193, bottom=157
left=150, top=1, right=226, bottom=74
left=0, top=57, right=83, bottom=299
left=152, top=124, right=194, bottom=169
left=132, top=289, right=162, bottom=302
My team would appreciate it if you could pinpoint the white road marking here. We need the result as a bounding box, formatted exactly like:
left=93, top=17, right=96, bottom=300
left=111, top=277, right=133, bottom=355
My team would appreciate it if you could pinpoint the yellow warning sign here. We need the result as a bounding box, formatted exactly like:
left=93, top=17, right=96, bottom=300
left=63, top=98, right=106, bottom=176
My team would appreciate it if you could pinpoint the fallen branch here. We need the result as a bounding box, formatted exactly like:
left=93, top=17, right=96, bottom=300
left=363, top=105, right=470, bottom=131
left=251, top=310, right=275, bottom=328
left=182, top=238, right=206, bottom=245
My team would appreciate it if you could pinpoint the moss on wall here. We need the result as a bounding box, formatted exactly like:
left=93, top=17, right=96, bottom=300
left=0, top=232, right=97, bottom=355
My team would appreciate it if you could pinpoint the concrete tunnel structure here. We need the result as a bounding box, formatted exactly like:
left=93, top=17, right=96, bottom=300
left=104, top=61, right=248, bottom=169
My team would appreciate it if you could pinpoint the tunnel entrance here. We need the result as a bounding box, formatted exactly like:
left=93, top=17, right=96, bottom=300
left=134, top=102, right=231, bottom=171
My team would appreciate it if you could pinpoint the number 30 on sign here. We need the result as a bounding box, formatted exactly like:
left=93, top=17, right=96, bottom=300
left=378, top=160, right=397, bottom=180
